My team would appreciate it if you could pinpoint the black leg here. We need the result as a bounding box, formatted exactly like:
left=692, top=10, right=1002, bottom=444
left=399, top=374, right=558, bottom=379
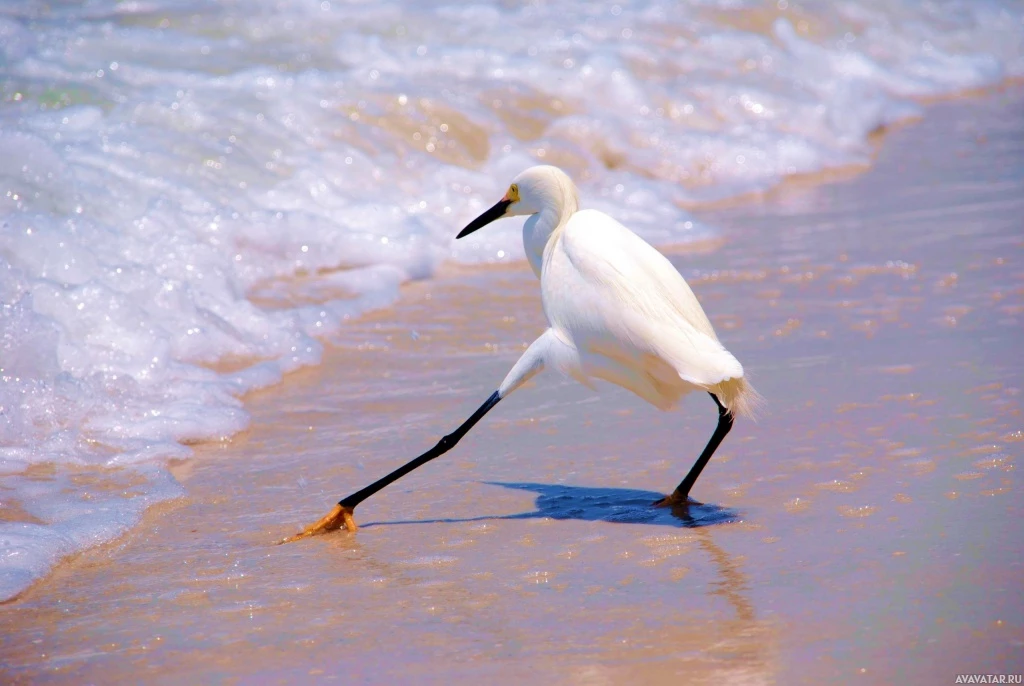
left=658, top=392, right=733, bottom=505
left=339, top=390, right=502, bottom=509
left=283, top=391, right=503, bottom=541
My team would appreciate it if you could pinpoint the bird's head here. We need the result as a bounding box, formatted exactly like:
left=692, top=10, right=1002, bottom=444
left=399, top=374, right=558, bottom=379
left=457, top=165, right=577, bottom=238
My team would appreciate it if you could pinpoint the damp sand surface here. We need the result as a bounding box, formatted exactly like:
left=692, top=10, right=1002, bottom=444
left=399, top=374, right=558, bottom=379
left=2, top=90, right=1023, bottom=684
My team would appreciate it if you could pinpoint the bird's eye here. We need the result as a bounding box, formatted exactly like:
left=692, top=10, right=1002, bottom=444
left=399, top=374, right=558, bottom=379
left=508, top=184, right=520, bottom=202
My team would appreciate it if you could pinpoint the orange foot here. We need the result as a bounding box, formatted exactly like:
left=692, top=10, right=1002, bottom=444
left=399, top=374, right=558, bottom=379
left=279, top=504, right=357, bottom=544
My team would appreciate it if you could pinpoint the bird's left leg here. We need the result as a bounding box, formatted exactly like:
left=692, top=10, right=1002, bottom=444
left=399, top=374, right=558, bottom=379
left=280, top=391, right=502, bottom=543
left=655, top=392, right=733, bottom=507
left=281, top=330, right=556, bottom=543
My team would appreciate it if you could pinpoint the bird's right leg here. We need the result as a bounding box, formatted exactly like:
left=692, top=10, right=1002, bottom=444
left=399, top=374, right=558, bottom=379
left=655, top=393, right=733, bottom=507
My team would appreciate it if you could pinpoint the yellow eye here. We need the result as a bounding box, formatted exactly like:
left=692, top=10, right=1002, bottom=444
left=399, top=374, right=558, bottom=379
left=508, top=184, right=520, bottom=202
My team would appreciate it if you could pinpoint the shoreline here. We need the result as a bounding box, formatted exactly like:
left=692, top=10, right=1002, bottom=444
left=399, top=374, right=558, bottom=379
left=1, top=86, right=1022, bottom=683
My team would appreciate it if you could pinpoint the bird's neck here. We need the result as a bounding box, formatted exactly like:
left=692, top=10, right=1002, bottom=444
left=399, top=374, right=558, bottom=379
left=523, top=193, right=578, bottom=278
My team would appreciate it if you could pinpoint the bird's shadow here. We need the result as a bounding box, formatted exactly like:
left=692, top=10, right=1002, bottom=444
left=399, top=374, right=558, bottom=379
left=361, top=482, right=740, bottom=529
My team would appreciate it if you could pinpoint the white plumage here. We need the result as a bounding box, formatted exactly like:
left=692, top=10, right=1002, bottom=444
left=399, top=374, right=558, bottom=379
left=491, top=165, right=759, bottom=418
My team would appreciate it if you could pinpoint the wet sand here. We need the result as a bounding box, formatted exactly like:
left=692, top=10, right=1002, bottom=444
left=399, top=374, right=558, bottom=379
left=2, top=89, right=1022, bottom=684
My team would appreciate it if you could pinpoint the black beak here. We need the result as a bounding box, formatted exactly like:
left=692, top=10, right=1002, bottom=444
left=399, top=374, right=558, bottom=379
left=457, top=198, right=512, bottom=239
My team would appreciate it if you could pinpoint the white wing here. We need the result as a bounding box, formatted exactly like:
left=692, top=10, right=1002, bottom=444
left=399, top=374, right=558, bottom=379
left=544, top=209, right=743, bottom=389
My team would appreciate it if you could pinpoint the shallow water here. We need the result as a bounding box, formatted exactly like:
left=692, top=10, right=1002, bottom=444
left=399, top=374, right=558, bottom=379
left=3, top=0, right=1024, bottom=598
left=1, top=88, right=1021, bottom=683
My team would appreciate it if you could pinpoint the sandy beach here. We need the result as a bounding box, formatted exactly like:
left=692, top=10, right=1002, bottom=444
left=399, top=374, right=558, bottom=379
left=2, top=86, right=1022, bottom=683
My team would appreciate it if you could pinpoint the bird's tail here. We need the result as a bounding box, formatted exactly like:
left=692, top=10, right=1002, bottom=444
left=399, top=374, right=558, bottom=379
left=713, top=376, right=764, bottom=420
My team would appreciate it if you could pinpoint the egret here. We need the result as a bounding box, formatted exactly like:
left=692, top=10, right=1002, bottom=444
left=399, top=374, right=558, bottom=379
left=284, top=165, right=759, bottom=542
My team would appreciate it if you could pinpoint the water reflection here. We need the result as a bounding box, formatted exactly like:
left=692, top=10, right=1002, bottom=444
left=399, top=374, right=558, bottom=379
left=696, top=528, right=756, bottom=624
left=356, top=482, right=770, bottom=681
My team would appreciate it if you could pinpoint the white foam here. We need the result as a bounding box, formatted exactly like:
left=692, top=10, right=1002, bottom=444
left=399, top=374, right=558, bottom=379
left=2, top=0, right=1022, bottom=599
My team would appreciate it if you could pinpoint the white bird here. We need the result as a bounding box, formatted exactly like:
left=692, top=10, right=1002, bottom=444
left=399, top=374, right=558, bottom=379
left=285, top=165, right=759, bottom=541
